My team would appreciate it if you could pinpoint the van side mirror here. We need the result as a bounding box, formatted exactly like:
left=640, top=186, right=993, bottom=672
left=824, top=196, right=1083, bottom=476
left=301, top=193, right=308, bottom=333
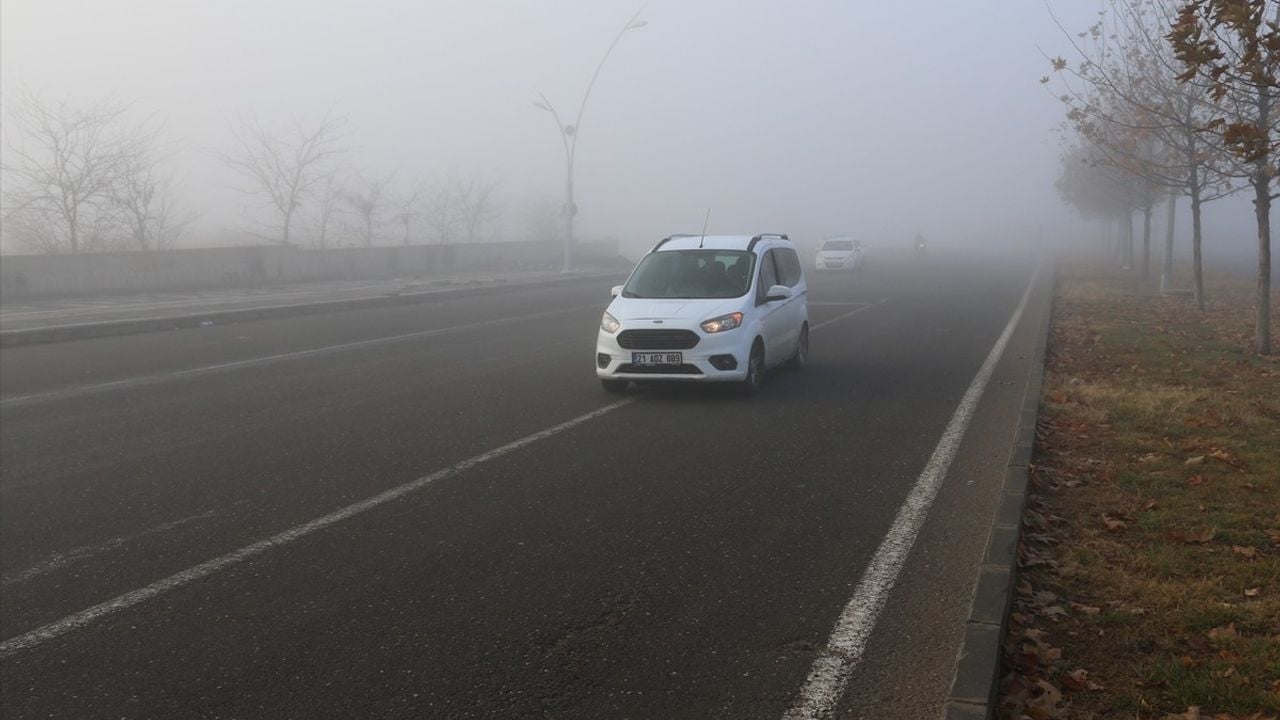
left=610, top=285, right=624, bottom=298
left=766, top=284, right=792, bottom=302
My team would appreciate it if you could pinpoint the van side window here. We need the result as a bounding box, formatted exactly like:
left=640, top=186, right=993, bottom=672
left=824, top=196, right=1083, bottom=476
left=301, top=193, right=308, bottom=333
left=756, top=249, right=778, bottom=305
left=777, top=248, right=803, bottom=287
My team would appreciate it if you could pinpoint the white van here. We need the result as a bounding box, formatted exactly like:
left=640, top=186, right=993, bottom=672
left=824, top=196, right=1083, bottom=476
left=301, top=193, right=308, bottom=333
left=595, top=234, right=808, bottom=394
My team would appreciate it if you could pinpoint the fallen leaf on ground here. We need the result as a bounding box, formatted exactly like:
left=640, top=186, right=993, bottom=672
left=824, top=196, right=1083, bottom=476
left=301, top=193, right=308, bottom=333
left=1069, top=602, right=1101, bottom=615
left=1143, top=498, right=1160, bottom=511
left=1185, top=455, right=1206, bottom=466
left=1060, top=668, right=1089, bottom=691
left=1232, top=545, right=1259, bottom=560
left=1101, top=514, right=1127, bottom=531
left=1265, top=528, right=1280, bottom=545
left=1043, top=605, right=1069, bottom=619
left=1207, top=623, right=1238, bottom=641
left=1162, top=707, right=1200, bottom=720
left=1208, top=448, right=1245, bottom=468
left=1244, top=587, right=1261, bottom=597
left=1187, top=474, right=1208, bottom=486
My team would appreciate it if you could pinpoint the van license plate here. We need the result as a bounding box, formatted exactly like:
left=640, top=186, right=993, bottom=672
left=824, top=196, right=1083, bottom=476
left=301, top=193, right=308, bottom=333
left=632, top=352, right=682, bottom=366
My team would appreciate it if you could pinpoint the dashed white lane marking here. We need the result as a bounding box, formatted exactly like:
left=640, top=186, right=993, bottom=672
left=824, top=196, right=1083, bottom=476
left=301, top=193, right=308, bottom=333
left=0, top=399, right=634, bottom=658
left=783, top=265, right=1042, bottom=719
left=0, top=292, right=893, bottom=657
left=0, top=305, right=594, bottom=409
left=2, top=511, right=217, bottom=586
left=810, top=298, right=889, bottom=331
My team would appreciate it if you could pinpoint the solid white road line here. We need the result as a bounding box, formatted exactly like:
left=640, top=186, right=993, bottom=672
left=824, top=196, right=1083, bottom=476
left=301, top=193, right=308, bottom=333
left=2, top=511, right=217, bottom=586
left=0, top=305, right=594, bottom=409
left=783, top=265, right=1042, bottom=719
left=0, top=399, right=635, bottom=658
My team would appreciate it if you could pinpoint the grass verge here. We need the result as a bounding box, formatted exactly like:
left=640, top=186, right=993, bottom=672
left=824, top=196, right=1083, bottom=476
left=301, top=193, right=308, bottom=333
left=997, top=259, right=1280, bottom=720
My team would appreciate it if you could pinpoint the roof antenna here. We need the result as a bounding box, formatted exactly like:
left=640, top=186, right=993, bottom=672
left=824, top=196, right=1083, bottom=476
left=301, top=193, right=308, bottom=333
left=698, top=208, right=711, bottom=248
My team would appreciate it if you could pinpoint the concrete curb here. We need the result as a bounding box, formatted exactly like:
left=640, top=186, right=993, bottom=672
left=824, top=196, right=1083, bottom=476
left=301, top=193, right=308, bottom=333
left=941, top=262, right=1056, bottom=720
left=0, top=272, right=627, bottom=348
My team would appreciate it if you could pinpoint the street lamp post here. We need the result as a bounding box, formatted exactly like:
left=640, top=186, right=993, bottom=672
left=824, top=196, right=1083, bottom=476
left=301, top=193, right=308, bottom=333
left=534, top=10, right=646, bottom=273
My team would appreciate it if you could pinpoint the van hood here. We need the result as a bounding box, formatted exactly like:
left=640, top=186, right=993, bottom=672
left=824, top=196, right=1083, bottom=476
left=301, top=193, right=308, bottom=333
left=610, top=297, right=743, bottom=322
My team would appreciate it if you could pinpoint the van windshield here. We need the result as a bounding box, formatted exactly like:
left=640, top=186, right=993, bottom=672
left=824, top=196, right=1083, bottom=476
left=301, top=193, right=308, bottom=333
left=822, top=240, right=854, bottom=252
left=622, top=250, right=755, bottom=299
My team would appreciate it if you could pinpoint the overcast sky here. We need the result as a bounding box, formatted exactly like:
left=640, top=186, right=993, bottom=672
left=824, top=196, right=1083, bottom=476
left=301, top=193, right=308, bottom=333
left=2, top=0, right=1266, bottom=262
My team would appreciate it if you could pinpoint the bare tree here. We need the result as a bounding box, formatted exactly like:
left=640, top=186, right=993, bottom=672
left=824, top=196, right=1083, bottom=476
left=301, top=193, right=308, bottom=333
left=220, top=113, right=345, bottom=246
left=422, top=181, right=459, bottom=244
left=1, top=90, right=146, bottom=254
left=454, top=177, right=502, bottom=243
left=342, top=171, right=396, bottom=248
left=395, top=178, right=429, bottom=245
left=112, top=147, right=196, bottom=251
left=311, top=173, right=345, bottom=249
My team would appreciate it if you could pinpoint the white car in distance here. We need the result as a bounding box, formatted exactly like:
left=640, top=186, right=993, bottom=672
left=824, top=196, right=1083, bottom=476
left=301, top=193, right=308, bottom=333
left=596, top=234, right=809, bottom=394
left=814, top=237, right=865, bottom=272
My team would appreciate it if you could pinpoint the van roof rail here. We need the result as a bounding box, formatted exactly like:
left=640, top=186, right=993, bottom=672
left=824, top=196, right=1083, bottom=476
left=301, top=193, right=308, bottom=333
left=651, top=234, right=699, bottom=252
left=747, top=233, right=788, bottom=252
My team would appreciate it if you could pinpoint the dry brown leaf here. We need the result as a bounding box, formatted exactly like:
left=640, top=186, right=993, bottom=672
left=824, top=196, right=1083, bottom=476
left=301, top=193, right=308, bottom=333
left=1244, top=587, right=1261, bottom=598
left=1187, top=474, right=1208, bottom=486
left=1232, top=545, right=1259, bottom=560
left=1185, top=455, right=1206, bottom=466
left=1265, top=528, right=1280, bottom=545
left=1162, top=707, right=1201, bottom=720
left=1061, top=668, right=1089, bottom=691
left=1101, top=514, right=1127, bottom=531
left=1069, top=602, right=1101, bottom=615
left=1207, top=623, right=1238, bottom=642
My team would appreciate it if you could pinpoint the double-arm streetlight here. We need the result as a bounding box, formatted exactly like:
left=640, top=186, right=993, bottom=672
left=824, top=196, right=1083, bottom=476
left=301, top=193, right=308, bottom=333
left=534, top=10, right=647, bottom=272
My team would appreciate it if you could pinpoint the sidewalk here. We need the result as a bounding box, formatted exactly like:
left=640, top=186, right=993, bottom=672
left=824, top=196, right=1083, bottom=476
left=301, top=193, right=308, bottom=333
left=0, top=268, right=625, bottom=346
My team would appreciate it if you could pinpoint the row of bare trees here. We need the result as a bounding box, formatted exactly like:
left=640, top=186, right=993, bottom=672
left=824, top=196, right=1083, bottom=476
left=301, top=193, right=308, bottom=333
left=216, top=113, right=502, bottom=249
left=1, top=90, right=194, bottom=254
left=2, top=93, right=503, bottom=255
left=1048, top=0, right=1278, bottom=354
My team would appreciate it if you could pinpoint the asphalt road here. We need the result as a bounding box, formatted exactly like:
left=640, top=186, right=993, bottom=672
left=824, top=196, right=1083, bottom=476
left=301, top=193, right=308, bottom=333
left=0, top=249, right=1049, bottom=719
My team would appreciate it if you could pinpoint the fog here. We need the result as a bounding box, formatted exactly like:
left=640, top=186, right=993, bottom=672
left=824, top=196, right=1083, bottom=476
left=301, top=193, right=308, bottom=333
left=0, top=0, right=1267, bottom=266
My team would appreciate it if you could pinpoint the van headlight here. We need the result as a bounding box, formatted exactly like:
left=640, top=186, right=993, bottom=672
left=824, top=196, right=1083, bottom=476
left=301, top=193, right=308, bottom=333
left=601, top=311, right=621, bottom=334
left=700, top=312, right=743, bottom=333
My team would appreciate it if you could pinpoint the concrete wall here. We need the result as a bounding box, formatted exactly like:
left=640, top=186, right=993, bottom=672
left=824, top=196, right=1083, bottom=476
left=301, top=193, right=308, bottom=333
left=0, top=240, right=623, bottom=300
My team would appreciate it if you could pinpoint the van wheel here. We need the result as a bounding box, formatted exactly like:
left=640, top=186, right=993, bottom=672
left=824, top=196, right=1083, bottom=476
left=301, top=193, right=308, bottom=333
left=601, top=379, right=629, bottom=394
left=740, top=342, right=765, bottom=395
left=786, top=325, right=808, bottom=371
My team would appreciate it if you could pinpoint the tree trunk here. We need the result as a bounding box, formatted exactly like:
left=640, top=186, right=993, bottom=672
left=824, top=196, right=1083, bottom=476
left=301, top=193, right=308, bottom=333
left=68, top=208, right=79, bottom=255
left=1190, top=181, right=1205, bottom=312
left=1253, top=70, right=1273, bottom=354
left=282, top=211, right=292, bottom=246
left=1254, top=174, right=1273, bottom=354
left=1162, top=192, right=1176, bottom=292
left=1123, top=212, right=1135, bottom=271
left=1141, top=204, right=1152, bottom=282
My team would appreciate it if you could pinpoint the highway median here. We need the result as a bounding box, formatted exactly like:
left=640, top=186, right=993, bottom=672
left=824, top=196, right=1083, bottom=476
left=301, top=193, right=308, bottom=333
left=996, top=260, right=1280, bottom=719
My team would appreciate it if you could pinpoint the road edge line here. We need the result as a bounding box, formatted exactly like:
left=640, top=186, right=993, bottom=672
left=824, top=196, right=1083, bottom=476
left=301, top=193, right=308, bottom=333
left=939, top=260, right=1056, bottom=720
left=783, top=262, right=1045, bottom=720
